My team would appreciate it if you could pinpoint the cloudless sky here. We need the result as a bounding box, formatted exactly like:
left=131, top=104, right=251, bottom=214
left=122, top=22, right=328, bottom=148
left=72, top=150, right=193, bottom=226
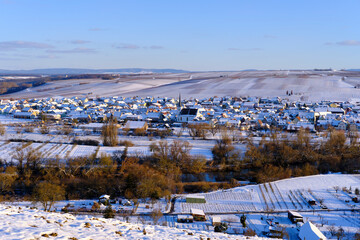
left=0, top=0, right=360, bottom=70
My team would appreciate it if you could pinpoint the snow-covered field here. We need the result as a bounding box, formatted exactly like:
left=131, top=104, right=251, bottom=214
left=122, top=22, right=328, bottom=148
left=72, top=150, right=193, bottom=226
left=3, top=70, right=360, bottom=101
left=0, top=204, right=270, bottom=240
left=0, top=115, right=32, bottom=124
left=0, top=126, right=228, bottom=162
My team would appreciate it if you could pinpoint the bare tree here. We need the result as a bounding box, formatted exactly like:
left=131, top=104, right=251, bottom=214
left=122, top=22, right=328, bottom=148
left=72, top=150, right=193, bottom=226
left=33, top=181, right=65, bottom=211
left=150, top=208, right=163, bottom=225
left=188, top=123, right=209, bottom=140
left=101, top=118, right=118, bottom=146
left=0, top=124, right=6, bottom=136
left=0, top=167, right=17, bottom=193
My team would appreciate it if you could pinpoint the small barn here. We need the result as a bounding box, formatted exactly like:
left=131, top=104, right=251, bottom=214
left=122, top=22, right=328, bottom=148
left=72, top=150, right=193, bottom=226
left=288, top=210, right=304, bottom=223
left=212, top=216, right=221, bottom=226
left=186, top=195, right=206, bottom=203
left=190, top=208, right=206, bottom=221
left=299, top=221, right=327, bottom=240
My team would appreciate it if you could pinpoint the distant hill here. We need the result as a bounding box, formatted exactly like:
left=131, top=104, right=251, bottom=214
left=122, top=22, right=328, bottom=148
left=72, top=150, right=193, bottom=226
left=0, top=68, right=188, bottom=75
left=346, top=69, right=360, bottom=72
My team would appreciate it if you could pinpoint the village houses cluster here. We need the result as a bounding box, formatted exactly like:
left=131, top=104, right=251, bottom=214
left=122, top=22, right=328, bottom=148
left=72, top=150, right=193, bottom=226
left=0, top=95, right=359, bottom=133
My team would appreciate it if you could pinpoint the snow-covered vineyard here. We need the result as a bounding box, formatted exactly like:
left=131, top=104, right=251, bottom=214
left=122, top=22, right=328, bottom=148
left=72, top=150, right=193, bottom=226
left=0, top=137, right=215, bottom=162
left=177, top=174, right=360, bottom=214
left=0, top=141, right=96, bottom=161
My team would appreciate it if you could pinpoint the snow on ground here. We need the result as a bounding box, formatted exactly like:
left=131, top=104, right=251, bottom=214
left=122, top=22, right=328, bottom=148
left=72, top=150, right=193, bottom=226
left=0, top=204, right=270, bottom=240
left=0, top=126, right=229, bottom=162
left=0, top=115, right=32, bottom=124
left=2, top=174, right=360, bottom=239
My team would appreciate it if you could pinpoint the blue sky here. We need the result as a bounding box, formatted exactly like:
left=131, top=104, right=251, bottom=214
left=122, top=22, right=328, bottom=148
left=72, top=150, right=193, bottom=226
left=0, top=0, right=360, bottom=70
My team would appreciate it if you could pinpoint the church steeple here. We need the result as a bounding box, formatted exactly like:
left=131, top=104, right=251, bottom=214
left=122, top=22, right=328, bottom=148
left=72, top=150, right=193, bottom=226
left=178, top=93, right=182, bottom=109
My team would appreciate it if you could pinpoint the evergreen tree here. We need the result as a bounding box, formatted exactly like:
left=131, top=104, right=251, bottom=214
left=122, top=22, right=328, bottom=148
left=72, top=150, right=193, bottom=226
left=103, top=205, right=115, bottom=218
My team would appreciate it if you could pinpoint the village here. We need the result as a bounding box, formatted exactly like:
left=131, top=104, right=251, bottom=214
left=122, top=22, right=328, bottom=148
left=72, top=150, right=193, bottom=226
left=1, top=94, right=360, bottom=132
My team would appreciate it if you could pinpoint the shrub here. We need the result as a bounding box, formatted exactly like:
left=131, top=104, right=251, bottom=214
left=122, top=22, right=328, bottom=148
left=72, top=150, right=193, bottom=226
left=60, top=126, right=73, bottom=135
left=40, top=125, right=50, bottom=134
left=0, top=124, right=6, bottom=135
left=91, top=201, right=100, bottom=211
left=103, top=205, right=115, bottom=218
left=119, top=140, right=134, bottom=147
left=134, top=128, right=146, bottom=136
left=150, top=208, right=163, bottom=225
left=244, top=228, right=256, bottom=236
left=24, top=126, right=34, bottom=133
left=72, top=139, right=99, bottom=146
left=214, top=222, right=228, bottom=232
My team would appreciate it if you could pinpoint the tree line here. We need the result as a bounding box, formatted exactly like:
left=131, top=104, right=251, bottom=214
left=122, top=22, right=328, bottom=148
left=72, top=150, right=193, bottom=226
left=242, top=128, right=360, bottom=183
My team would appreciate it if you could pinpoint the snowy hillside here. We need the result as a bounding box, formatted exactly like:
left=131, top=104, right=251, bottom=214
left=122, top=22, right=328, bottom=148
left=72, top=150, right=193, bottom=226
left=3, top=71, right=360, bottom=101
left=178, top=174, right=360, bottom=214
left=0, top=204, right=269, bottom=240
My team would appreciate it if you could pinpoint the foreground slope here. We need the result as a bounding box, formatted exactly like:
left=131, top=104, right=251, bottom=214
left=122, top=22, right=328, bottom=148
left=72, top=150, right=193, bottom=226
left=0, top=204, right=268, bottom=240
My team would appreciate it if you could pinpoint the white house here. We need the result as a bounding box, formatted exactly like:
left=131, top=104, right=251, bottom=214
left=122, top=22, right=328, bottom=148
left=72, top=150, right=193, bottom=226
left=177, top=108, right=202, bottom=122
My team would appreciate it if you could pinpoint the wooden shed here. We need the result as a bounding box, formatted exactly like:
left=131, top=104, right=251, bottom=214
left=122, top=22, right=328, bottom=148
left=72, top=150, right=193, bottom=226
left=288, top=210, right=304, bottom=223
left=190, top=208, right=206, bottom=221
